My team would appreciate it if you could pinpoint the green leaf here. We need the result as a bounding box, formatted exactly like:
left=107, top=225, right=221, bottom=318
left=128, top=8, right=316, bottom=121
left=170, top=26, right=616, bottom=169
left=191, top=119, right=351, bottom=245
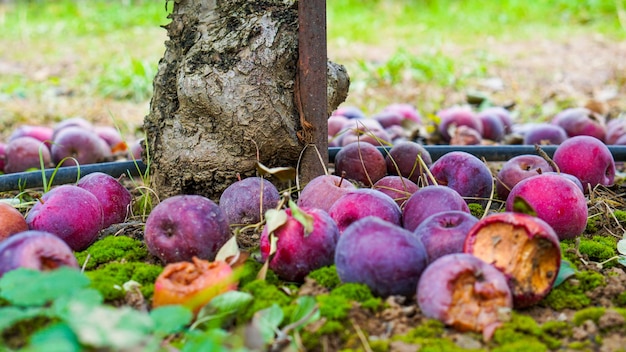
left=617, top=239, right=626, bottom=255
left=24, top=322, right=81, bottom=352
left=0, top=268, right=90, bottom=306
left=553, top=259, right=577, bottom=288
left=0, top=306, right=46, bottom=331
left=150, top=305, right=193, bottom=335
left=511, top=196, right=537, bottom=217
left=62, top=301, right=154, bottom=349
left=289, top=296, right=320, bottom=329
left=288, top=199, right=314, bottom=236
left=192, top=291, right=253, bottom=330
left=253, top=304, right=284, bottom=344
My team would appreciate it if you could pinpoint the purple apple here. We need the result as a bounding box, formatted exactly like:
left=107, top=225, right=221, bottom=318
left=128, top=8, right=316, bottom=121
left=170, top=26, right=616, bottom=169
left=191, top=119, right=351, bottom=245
left=328, top=114, right=350, bottom=137
left=373, top=175, right=419, bottom=208
left=0, top=142, right=5, bottom=172
left=329, top=188, right=402, bottom=233
left=297, top=174, right=357, bottom=214
left=4, top=136, right=52, bottom=174
left=335, top=216, right=428, bottom=297
left=385, top=141, right=432, bottom=184
left=0, top=230, right=79, bottom=278
left=51, top=126, right=109, bottom=166
left=9, top=125, right=54, bottom=148
left=332, top=105, right=366, bottom=120
left=26, top=185, right=104, bottom=251
left=340, top=127, right=391, bottom=147
left=129, top=139, right=144, bottom=160
left=541, top=171, right=584, bottom=193
left=522, top=123, right=568, bottom=145
left=476, top=109, right=505, bottom=142
left=259, top=205, right=339, bottom=282
left=413, top=210, right=478, bottom=263
left=219, top=177, right=280, bottom=226
left=52, top=117, right=94, bottom=139
left=144, top=195, right=230, bottom=264
left=334, top=141, right=387, bottom=187
left=495, top=154, right=554, bottom=200
left=551, top=107, right=606, bottom=141
left=94, top=125, right=124, bottom=152
left=402, top=185, right=470, bottom=232
left=417, top=253, right=512, bottom=339
left=605, top=117, right=626, bottom=144
left=481, top=106, right=514, bottom=134
left=437, top=106, right=482, bottom=142
left=372, top=110, right=405, bottom=129
left=505, top=173, right=588, bottom=240
left=429, top=151, right=494, bottom=206
left=464, top=212, right=561, bottom=308
left=77, top=172, right=133, bottom=229
left=552, top=135, right=615, bottom=191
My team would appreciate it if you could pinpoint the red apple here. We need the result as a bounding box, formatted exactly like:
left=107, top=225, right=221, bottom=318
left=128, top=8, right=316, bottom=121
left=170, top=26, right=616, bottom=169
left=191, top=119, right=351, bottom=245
left=552, top=135, right=615, bottom=191
left=495, top=154, right=554, bottom=200
left=402, top=185, right=470, bottom=232
left=437, top=106, right=482, bottom=142
left=413, top=210, right=478, bottom=263
left=4, top=136, right=52, bottom=174
left=429, top=151, right=494, bottom=206
left=551, top=107, right=606, bottom=141
left=297, top=174, right=357, bottom=214
left=334, top=141, right=387, bottom=187
left=0, top=203, right=29, bottom=242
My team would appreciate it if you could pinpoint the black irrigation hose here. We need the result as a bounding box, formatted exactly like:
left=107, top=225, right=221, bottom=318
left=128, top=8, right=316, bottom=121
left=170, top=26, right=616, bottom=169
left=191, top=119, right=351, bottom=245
left=0, top=161, right=147, bottom=193
left=2, top=145, right=626, bottom=192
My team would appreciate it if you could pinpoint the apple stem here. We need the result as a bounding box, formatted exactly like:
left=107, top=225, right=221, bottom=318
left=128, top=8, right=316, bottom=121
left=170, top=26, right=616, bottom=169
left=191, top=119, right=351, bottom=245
left=236, top=173, right=242, bottom=182
left=534, top=144, right=560, bottom=173
left=338, top=171, right=346, bottom=187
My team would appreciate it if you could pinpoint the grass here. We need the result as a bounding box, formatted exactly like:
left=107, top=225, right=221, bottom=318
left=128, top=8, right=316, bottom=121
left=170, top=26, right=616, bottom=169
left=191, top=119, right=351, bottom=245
left=0, top=0, right=624, bottom=128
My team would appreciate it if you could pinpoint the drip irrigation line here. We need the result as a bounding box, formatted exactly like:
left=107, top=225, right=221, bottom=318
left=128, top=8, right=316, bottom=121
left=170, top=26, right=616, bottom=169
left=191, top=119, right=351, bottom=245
left=1, top=145, right=625, bottom=192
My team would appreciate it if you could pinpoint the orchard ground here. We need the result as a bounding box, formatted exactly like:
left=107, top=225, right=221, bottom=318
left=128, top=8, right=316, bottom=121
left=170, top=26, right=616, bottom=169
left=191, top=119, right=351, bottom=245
left=2, top=1, right=626, bottom=351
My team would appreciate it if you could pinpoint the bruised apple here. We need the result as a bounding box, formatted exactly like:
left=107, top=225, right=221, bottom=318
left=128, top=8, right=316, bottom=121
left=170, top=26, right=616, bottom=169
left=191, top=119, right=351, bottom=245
left=464, top=212, right=561, bottom=308
left=152, top=257, right=237, bottom=315
left=0, top=230, right=79, bottom=278
left=417, top=253, right=512, bottom=340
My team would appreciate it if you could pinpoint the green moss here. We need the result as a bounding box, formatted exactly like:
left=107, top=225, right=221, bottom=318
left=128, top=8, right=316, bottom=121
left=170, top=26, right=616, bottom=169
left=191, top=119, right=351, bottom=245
left=491, top=339, right=548, bottom=352
left=578, top=235, right=618, bottom=267
left=85, top=261, right=162, bottom=301
left=613, top=209, right=626, bottom=223
left=308, top=265, right=341, bottom=290
left=585, top=216, right=599, bottom=234
left=239, top=279, right=292, bottom=322
left=1, top=316, right=59, bottom=350
left=238, top=258, right=280, bottom=288
left=369, top=339, right=390, bottom=352
left=397, top=319, right=445, bottom=340
left=468, top=203, right=484, bottom=218
left=616, top=292, right=626, bottom=307
left=74, top=235, right=150, bottom=270
left=541, top=270, right=605, bottom=310
left=568, top=340, right=592, bottom=350
left=541, top=320, right=571, bottom=339
left=572, top=307, right=606, bottom=326
left=491, top=312, right=555, bottom=350
left=316, top=293, right=352, bottom=321
left=332, top=283, right=382, bottom=311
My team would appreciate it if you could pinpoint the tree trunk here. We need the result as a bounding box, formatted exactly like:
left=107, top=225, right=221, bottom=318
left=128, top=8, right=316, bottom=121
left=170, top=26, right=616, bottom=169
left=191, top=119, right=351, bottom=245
left=144, top=0, right=349, bottom=201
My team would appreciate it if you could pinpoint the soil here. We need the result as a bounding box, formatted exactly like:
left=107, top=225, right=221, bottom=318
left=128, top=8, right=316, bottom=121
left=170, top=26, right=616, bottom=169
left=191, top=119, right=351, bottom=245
left=2, top=32, right=626, bottom=351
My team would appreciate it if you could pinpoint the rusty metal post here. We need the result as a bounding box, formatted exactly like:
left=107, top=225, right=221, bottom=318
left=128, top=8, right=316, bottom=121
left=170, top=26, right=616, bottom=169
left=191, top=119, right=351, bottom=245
left=297, top=0, right=328, bottom=185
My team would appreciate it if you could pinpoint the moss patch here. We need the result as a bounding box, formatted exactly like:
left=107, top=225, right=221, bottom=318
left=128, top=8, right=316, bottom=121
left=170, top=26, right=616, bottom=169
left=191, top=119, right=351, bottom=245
left=85, top=261, right=162, bottom=301
left=308, top=265, right=341, bottom=290
left=578, top=235, right=618, bottom=267
left=75, top=235, right=150, bottom=270
left=491, top=312, right=560, bottom=350
left=468, top=203, right=485, bottom=218
left=572, top=307, right=606, bottom=326
left=239, top=279, right=292, bottom=322
left=395, top=319, right=481, bottom=351
left=541, top=270, right=606, bottom=310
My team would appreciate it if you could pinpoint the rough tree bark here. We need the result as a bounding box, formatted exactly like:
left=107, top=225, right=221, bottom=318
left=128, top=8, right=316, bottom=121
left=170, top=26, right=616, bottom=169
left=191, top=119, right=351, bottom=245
left=144, top=0, right=349, bottom=201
